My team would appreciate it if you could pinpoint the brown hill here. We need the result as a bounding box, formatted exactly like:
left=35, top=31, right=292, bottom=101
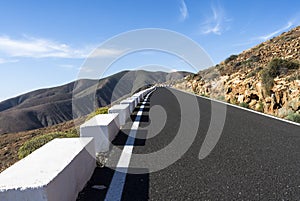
left=0, top=70, right=190, bottom=135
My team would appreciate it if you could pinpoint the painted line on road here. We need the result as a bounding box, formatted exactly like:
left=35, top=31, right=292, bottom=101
left=104, top=89, right=155, bottom=201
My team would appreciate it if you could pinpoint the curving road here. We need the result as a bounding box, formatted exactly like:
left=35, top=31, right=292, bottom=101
left=78, top=87, right=300, bottom=201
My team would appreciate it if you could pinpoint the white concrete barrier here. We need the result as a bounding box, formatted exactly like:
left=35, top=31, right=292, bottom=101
left=139, top=91, right=144, bottom=98
left=128, top=97, right=138, bottom=108
left=138, top=91, right=144, bottom=98
left=132, top=90, right=149, bottom=104
left=132, top=97, right=138, bottom=106
left=120, top=98, right=135, bottom=113
left=0, top=138, right=96, bottom=201
left=108, top=104, right=130, bottom=126
left=132, top=94, right=141, bottom=103
left=80, top=113, right=120, bottom=153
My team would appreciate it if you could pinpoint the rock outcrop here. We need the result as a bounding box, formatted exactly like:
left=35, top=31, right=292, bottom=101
left=173, top=26, right=300, bottom=121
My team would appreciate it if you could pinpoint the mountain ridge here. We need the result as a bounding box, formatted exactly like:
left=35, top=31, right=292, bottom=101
left=0, top=70, right=190, bottom=135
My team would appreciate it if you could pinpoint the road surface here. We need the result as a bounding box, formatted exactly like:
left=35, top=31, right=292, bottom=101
left=77, top=87, right=300, bottom=200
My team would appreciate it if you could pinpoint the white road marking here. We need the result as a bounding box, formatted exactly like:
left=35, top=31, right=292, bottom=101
left=104, top=90, right=154, bottom=201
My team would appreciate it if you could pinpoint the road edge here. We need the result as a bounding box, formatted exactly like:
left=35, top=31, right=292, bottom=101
left=169, top=87, right=300, bottom=127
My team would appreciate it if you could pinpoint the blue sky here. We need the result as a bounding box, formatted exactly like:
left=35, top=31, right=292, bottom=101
left=0, top=0, right=300, bottom=101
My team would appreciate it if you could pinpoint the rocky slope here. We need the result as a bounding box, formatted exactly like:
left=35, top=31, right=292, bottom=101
left=174, top=26, right=300, bottom=121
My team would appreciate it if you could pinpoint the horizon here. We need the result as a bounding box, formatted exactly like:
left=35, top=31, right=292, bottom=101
left=0, top=69, right=191, bottom=102
left=1, top=0, right=300, bottom=101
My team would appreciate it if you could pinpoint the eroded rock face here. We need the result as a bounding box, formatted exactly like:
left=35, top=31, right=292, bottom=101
left=175, top=71, right=300, bottom=118
left=173, top=26, right=300, bottom=119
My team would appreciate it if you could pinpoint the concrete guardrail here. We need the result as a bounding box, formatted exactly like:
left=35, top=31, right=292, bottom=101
left=108, top=104, right=130, bottom=126
left=0, top=138, right=95, bottom=201
left=0, top=86, right=155, bottom=201
left=120, top=98, right=136, bottom=113
left=80, top=113, right=120, bottom=153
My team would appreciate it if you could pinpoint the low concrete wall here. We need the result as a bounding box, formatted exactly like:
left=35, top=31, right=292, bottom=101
left=131, top=97, right=138, bottom=107
left=130, top=88, right=152, bottom=105
left=108, top=104, right=130, bottom=126
left=0, top=138, right=95, bottom=201
left=120, top=99, right=135, bottom=113
left=132, top=94, right=141, bottom=103
left=80, top=113, right=120, bottom=153
left=127, top=97, right=138, bottom=107
left=119, top=87, right=154, bottom=114
left=0, top=86, right=156, bottom=201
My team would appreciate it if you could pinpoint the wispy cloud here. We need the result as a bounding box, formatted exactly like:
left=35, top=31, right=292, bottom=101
left=232, top=40, right=256, bottom=47
left=90, top=48, right=126, bottom=58
left=0, top=58, right=18, bottom=64
left=0, top=35, right=93, bottom=59
left=0, top=35, right=128, bottom=61
left=79, top=66, right=96, bottom=74
left=256, top=21, right=294, bottom=41
left=179, top=0, right=189, bottom=22
left=59, top=64, right=75, bottom=69
left=233, top=20, right=296, bottom=47
left=201, top=3, right=230, bottom=35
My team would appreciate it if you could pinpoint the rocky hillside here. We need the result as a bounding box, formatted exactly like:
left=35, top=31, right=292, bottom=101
left=0, top=70, right=189, bottom=135
left=174, top=26, right=300, bottom=122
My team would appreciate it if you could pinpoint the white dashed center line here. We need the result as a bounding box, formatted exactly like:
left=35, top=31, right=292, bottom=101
left=104, top=90, right=154, bottom=201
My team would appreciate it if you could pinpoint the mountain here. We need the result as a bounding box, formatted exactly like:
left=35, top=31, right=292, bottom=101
left=0, top=70, right=190, bottom=135
left=174, top=26, right=300, bottom=122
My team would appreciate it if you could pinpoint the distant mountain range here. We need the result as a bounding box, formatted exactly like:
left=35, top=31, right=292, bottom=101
left=0, top=70, right=190, bottom=135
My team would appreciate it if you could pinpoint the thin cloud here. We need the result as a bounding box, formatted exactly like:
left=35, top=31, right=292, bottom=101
left=233, top=20, right=296, bottom=47
left=232, top=39, right=257, bottom=47
left=89, top=48, right=126, bottom=58
left=0, top=35, right=127, bottom=61
left=0, top=35, right=89, bottom=59
left=79, top=66, right=96, bottom=73
left=59, top=64, right=74, bottom=69
left=256, top=21, right=293, bottom=41
left=201, top=3, right=230, bottom=35
left=0, top=58, right=18, bottom=64
left=179, top=0, right=189, bottom=22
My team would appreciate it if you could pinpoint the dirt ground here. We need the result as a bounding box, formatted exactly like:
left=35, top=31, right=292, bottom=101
left=0, top=117, right=85, bottom=173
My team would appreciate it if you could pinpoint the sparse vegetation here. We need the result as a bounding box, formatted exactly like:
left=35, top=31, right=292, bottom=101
left=217, top=65, right=225, bottom=74
left=239, top=102, right=249, bottom=108
left=248, top=55, right=260, bottom=63
left=253, top=43, right=265, bottom=51
left=18, top=131, right=79, bottom=159
left=186, top=73, right=201, bottom=81
left=261, top=68, right=275, bottom=95
left=225, top=54, right=238, bottom=64
left=286, top=113, right=300, bottom=123
left=288, top=73, right=300, bottom=81
left=247, top=67, right=263, bottom=78
left=86, top=106, right=109, bottom=121
left=257, top=101, right=264, bottom=113
left=261, top=58, right=299, bottom=95
left=229, top=97, right=238, bottom=105
left=270, top=58, right=299, bottom=72
left=217, top=95, right=225, bottom=101
left=283, top=35, right=296, bottom=42
left=200, top=93, right=209, bottom=98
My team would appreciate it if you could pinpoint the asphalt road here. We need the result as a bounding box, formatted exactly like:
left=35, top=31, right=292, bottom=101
left=78, top=87, right=300, bottom=200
